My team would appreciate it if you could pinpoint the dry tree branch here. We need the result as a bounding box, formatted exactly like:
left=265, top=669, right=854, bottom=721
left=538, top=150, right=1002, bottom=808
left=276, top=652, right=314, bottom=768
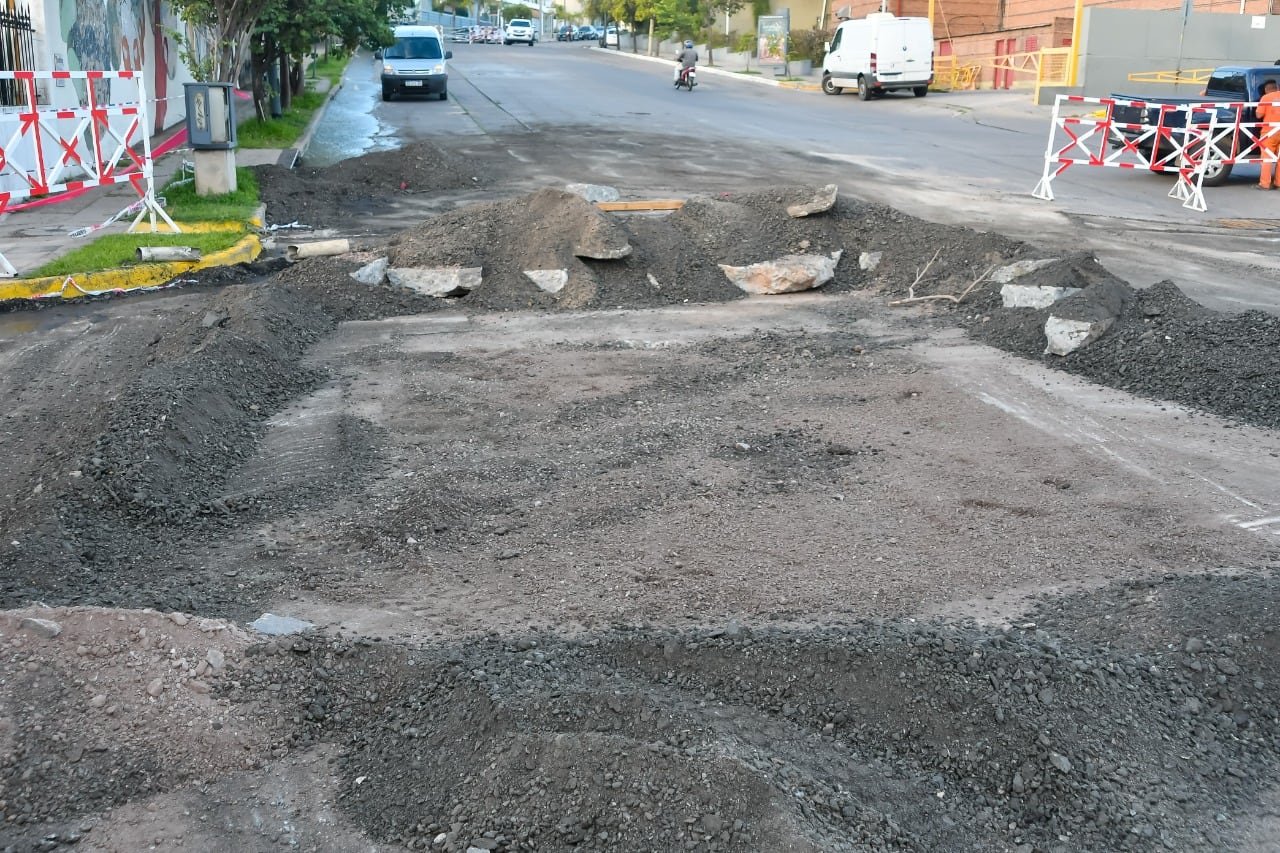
left=890, top=263, right=998, bottom=307
left=902, top=248, right=942, bottom=301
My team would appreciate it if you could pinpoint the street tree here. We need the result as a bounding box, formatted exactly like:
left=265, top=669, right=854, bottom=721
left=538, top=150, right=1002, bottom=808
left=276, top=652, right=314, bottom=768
left=698, top=0, right=746, bottom=65
left=168, top=0, right=262, bottom=83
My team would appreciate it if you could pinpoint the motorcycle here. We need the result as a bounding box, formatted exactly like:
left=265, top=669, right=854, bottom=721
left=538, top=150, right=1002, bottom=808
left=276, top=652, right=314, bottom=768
left=674, top=65, right=696, bottom=92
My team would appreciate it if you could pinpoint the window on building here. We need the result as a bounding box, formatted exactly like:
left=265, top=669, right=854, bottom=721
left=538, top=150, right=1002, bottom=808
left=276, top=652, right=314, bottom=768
left=0, top=4, right=36, bottom=107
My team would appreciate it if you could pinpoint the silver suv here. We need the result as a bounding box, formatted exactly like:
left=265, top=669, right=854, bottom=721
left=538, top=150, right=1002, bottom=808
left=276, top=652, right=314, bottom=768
left=504, top=19, right=536, bottom=46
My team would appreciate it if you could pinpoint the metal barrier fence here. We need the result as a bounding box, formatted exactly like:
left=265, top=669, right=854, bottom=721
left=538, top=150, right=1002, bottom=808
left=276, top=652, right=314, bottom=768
left=1033, top=93, right=1280, bottom=213
left=0, top=69, right=175, bottom=276
left=932, top=47, right=1072, bottom=99
left=1031, top=94, right=1214, bottom=212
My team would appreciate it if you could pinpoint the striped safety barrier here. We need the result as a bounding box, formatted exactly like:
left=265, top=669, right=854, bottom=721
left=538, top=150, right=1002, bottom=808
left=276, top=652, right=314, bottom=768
left=0, top=69, right=177, bottom=277
left=1031, top=93, right=1215, bottom=213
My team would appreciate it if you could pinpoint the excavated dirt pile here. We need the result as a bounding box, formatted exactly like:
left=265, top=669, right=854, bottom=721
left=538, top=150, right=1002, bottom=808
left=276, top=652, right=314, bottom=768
left=2, top=166, right=1280, bottom=853
left=253, top=140, right=489, bottom=228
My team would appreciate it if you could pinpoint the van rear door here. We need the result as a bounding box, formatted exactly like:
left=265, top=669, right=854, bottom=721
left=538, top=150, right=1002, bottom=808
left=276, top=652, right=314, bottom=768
left=901, top=19, right=933, bottom=83
left=874, top=19, right=910, bottom=78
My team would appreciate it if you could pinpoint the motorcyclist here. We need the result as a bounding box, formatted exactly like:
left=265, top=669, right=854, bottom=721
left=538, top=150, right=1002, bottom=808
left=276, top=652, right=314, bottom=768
left=674, top=39, right=698, bottom=85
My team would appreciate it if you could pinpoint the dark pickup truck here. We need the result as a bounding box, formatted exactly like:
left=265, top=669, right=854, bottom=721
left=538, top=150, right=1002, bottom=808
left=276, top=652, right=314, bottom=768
left=1111, top=65, right=1280, bottom=186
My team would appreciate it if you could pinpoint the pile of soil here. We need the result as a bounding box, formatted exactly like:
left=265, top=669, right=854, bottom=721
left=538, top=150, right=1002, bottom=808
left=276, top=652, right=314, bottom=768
left=4, top=146, right=1280, bottom=852
left=253, top=141, right=488, bottom=229
left=7, top=569, right=1274, bottom=852
left=376, top=185, right=1024, bottom=313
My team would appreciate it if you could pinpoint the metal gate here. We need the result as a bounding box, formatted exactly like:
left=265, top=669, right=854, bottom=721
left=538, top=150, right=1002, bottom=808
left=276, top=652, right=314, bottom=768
left=0, top=4, right=35, bottom=107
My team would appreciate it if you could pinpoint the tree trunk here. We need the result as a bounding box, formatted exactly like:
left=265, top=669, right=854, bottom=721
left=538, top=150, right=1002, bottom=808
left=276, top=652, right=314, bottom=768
left=647, top=18, right=655, bottom=56
left=290, top=56, right=304, bottom=96
left=251, top=50, right=270, bottom=121
left=279, top=54, right=292, bottom=112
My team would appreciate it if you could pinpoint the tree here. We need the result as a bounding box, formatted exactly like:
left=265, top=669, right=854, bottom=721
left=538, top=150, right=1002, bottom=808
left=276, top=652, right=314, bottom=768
left=698, top=0, right=745, bottom=66
left=505, top=3, right=534, bottom=18
left=170, top=0, right=406, bottom=102
left=608, top=0, right=657, bottom=53
left=168, top=0, right=262, bottom=84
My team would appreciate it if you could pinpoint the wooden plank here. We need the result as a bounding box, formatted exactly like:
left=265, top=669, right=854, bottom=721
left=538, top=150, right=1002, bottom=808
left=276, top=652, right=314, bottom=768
left=595, top=200, right=685, bottom=211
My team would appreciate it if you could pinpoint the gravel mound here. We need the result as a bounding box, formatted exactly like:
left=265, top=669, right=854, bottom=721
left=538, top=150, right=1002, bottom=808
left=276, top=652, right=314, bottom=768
left=969, top=273, right=1280, bottom=431
left=214, top=570, right=1280, bottom=853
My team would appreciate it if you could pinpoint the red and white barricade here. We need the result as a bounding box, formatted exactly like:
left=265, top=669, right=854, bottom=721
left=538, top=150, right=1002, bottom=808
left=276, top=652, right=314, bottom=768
left=0, top=69, right=177, bottom=277
left=1187, top=102, right=1280, bottom=184
left=1032, top=94, right=1215, bottom=213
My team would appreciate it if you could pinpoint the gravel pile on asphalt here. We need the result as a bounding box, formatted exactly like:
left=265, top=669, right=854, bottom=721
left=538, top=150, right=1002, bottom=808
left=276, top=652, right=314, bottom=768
left=968, top=269, right=1280, bottom=431
left=209, top=569, right=1279, bottom=853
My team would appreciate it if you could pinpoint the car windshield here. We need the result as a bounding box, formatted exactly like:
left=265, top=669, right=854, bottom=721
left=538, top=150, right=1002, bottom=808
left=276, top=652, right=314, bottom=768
left=384, top=38, right=443, bottom=60
left=509, top=19, right=530, bottom=27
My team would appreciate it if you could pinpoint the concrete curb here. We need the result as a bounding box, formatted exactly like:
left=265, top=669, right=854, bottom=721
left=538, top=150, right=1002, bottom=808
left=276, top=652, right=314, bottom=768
left=589, top=46, right=815, bottom=91
left=0, top=233, right=263, bottom=302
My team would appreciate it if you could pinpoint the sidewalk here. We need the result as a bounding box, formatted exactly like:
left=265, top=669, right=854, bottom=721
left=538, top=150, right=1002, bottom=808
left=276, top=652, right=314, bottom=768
left=0, top=77, right=333, bottom=281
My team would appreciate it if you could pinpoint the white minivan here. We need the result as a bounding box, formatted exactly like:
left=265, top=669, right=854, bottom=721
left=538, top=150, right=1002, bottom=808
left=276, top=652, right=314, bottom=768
left=379, top=25, right=452, bottom=102
left=821, top=13, right=933, bottom=101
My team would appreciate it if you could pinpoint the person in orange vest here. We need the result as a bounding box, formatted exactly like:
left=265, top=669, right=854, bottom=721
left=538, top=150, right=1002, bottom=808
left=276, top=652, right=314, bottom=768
left=1257, top=79, right=1280, bottom=189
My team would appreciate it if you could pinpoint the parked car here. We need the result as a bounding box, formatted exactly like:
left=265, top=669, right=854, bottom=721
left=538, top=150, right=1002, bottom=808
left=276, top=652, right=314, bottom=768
left=557, top=25, right=576, bottom=41
left=1110, top=65, right=1280, bottom=187
left=576, top=25, right=599, bottom=41
left=505, top=18, right=536, bottom=45
left=599, top=25, right=620, bottom=47
left=380, top=24, right=451, bottom=102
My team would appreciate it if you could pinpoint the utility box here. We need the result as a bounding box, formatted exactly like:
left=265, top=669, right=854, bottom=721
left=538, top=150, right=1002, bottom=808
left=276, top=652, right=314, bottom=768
left=184, top=82, right=237, bottom=150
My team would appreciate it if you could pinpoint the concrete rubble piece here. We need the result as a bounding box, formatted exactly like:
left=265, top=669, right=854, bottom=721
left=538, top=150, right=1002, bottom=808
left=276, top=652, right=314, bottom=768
left=524, top=269, right=570, bottom=294
left=387, top=266, right=483, bottom=297
left=786, top=184, right=838, bottom=218
left=719, top=251, right=843, bottom=295
left=1043, top=279, right=1130, bottom=356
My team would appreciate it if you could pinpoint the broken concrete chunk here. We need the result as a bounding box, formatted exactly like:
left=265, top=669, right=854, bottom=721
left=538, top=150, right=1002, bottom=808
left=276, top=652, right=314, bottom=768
left=1043, top=278, right=1130, bottom=355
left=786, top=184, right=838, bottom=218
left=351, top=257, right=389, bottom=285
left=1001, top=284, right=1080, bottom=309
left=524, top=269, right=569, bottom=294
left=249, top=613, right=316, bottom=636
left=571, top=204, right=633, bottom=260
left=858, top=251, right=882, bottom=272
left=991, top=258, right=1060, bottom=284
left=564, top=183, right=621, bottom=204
left=720, top=251, right=843, bottom=295
left=387, top=266, right=482, bottom=297
left=1044, top=317, right=1100, bottom=356
left=19, top=617, right=62, bottom=639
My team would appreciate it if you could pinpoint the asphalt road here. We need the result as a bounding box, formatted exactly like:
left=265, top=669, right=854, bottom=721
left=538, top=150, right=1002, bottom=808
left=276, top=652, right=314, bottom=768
left=307, top=41, right=1280, bottom=314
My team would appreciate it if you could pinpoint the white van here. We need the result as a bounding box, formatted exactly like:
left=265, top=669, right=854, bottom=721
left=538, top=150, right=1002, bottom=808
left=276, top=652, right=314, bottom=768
left=821, top=13, right=933, bottom=101
left=379, top=25, right=452, bottom=102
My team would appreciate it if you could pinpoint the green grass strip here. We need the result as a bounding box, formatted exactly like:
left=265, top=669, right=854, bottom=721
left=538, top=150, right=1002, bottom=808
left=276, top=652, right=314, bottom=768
left=29, top=230, right=247, bottom=278
left=237, top=53, right=352, bottom=149
left=23, top=143, right=262, bottom=279
left=161, top=168, right=260, bottom=222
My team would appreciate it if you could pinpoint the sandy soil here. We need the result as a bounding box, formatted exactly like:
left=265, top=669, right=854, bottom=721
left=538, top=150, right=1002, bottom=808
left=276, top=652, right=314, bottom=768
left=0, top=143, right=1278, bottom=853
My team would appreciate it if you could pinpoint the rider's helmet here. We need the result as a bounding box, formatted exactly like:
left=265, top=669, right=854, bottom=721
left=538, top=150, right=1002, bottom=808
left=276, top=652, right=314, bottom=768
left=684, top=40, right=693, bottom=48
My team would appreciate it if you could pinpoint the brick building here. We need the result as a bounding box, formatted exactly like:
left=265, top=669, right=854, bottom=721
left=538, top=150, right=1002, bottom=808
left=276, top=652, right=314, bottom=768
left=822, top=0, right=1278, bottom=88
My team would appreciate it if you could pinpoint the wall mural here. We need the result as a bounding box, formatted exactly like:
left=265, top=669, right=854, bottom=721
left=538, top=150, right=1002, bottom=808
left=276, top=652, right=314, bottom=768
left=46, top=0, right=200, bottom=133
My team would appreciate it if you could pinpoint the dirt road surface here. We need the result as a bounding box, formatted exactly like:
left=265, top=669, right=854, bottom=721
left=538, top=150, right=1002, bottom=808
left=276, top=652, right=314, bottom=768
left=1, top=138, right=1279, bottom=853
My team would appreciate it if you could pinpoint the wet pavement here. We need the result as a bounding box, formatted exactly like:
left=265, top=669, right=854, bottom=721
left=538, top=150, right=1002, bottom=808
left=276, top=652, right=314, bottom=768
left=302, top=56, right=401, bottom=167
